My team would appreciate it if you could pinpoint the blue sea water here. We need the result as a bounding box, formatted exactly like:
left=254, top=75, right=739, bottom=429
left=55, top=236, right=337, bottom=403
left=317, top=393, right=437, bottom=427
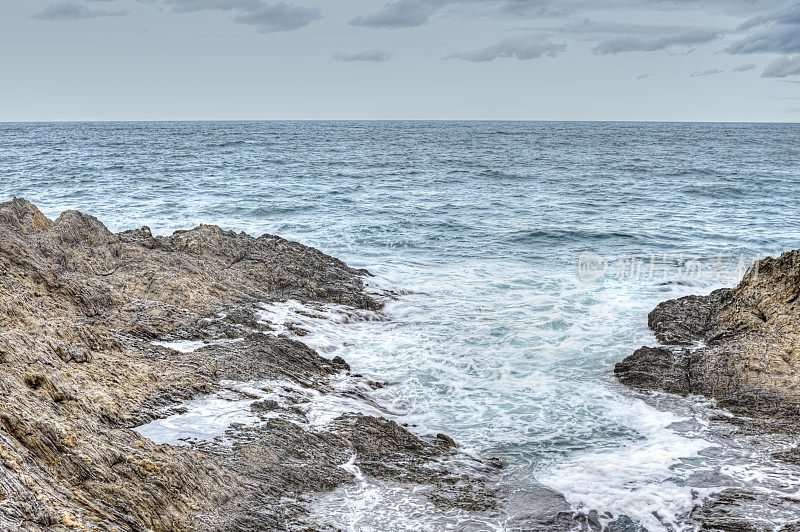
left=2, top=121, right=800, bottom=530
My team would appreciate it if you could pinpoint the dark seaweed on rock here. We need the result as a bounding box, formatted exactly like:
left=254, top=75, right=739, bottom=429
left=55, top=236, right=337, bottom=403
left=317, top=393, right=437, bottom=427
left=0, top=198, right=494, bottom=531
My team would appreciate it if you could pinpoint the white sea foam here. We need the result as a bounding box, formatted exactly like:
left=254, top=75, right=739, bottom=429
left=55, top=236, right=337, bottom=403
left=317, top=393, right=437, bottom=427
left=305, top=266, right=742, bottom=530
left=536, top=397, right=716, bottom=531
left=256, top=299, right=385, bottom=354
left=134, top=380, right=279, bottom=445
left=151, top=338, right=244, bottom=353
left=134, top=373, right=394, bottom=446
left=151, top=340, right=208, bottom=353
left=311, top=467, right=505, bottom=532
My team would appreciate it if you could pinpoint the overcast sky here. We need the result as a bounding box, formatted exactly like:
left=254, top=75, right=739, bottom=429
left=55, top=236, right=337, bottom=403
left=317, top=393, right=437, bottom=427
left=2, top=0, right=800, bottom=121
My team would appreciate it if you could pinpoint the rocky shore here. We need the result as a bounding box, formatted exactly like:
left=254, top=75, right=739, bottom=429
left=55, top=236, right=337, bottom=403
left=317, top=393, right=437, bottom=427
left=615, top=249, right=800, bottom=530
left=0, top=199, right=498, bottom=531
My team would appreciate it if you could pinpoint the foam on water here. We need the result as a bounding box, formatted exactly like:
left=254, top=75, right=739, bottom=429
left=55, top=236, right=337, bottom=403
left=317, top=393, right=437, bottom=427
left=535, top=399, right=716, bottom=531
left=135, top=380, right=271, bottom=445
left=151, top=338, right=244, bottom=353
left=134, top=373, right=395, bottom=445
left=312, top=474, right=507, bottom=532
left=251, top=271, right=736, bottom=529
left=256, top=299, right=386, bottom=354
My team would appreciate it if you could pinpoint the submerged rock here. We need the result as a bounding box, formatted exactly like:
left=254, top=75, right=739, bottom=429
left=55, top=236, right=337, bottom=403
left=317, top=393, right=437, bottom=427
left=0, top=198, right=493, bottom=530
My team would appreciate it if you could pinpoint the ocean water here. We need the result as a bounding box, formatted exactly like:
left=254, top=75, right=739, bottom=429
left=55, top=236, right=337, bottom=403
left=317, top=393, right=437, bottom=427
left=2, top=121, right=800, bottom=530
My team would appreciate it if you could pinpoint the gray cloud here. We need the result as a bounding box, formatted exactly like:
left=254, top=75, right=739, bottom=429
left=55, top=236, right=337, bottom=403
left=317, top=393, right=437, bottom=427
left=156, top=0, right=321, bottom=32
left=33, top=2, right=128, bottom=20
left=636, top=73, right=651, bottom=79
left=350, top=0, right=447, bottom=29
left=727, top=3, right=800, bottom=55
left=690, top=68, right=723, bottom=77
left=162, top=0, right=264, bottom=13
left=523, top=19, right=714, bottom=39
left=231, top=3, right=322, bottom=32
left=727, top=26, right=800, bottom=54
left=733, top=63, right=756, bottom=72
left=444, top=34, right=566, bottom=62
left=592, top=30, right=719, bottom=55
left=762, top=55, right=800, bottom=78
left=333, top=50, right=395, bottom=62
left=349, top=0, right=777, bottom=31
left=736, top=3, right=800, bottom=30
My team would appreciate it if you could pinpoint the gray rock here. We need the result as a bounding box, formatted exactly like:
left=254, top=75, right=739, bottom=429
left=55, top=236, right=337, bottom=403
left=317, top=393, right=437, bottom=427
left=616, top=249, right=800, bottom=418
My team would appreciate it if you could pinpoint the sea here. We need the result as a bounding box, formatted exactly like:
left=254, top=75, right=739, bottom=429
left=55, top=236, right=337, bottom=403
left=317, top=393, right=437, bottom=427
left=2, top=121, right=799, bottom=531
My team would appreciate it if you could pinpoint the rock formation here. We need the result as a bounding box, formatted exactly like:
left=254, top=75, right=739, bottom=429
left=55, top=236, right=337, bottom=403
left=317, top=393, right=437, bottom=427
left=0, top=199, right=496, bottom=531
left=616, top=250, right=800, bottom=418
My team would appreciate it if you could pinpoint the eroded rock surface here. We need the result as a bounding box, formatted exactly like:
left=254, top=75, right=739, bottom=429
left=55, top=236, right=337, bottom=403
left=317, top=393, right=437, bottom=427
left=616, top=250, right=800, bottom=418
left=0, top=198, right=496, bottom=531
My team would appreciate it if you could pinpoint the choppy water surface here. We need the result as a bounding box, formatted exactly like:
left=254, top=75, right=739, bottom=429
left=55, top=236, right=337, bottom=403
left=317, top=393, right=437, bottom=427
left=2, top=121, right=800, bottom=530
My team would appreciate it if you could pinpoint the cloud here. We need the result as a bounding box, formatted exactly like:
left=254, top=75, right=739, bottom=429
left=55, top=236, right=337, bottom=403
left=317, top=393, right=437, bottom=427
left=523, top=18, right=723, bottom=39
left=333, top=50, right=395, bottom=62
left=727, top=26, right=800, bottom=54
left=231, top=3, right=322, bottom=33
left=762, top=55, right=800, bottom=78
left=155, top=0, right=321, bottom=32
left=726, top=3, right=800, bottom=55
left=348, top=0, right=776, bottom=32
left=690, top=68, right=723, bottom=77
left=444, top=34, right=566, bottom=62
left=349, top=0, right=448, bottom=29
left=162, top=0, right=264, bottom=12
left=733, top=63, right=756, bottom=72
left=32, top=2, right=128, bottom=20
left=636, top=73, right=651, bottom=79
left=592, top=30, right=719, bottom=55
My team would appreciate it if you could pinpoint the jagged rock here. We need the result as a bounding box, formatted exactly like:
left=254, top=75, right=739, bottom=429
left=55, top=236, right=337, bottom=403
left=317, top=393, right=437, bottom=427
left=0, top=198, right=489, bottom=531
left=616, top=249, right=800, bottom=418
left=648, top=289, right=729, bottom=345
left=687, top=488, right=800, bottom=531
left=615, top=346, right=691, bottom=395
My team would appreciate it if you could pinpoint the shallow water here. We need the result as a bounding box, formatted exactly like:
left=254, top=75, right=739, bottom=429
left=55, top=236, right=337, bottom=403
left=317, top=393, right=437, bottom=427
left=2, top=121, right=800, bottom=530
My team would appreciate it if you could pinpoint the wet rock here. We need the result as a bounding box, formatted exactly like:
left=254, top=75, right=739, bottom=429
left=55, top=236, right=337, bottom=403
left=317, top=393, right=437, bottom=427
left=486, top=457, right=504, bottom=469
left=330, top=355, right=350, bottom=371
left=615, top=346, right=691, bottom=395
left=250, top=399, right=280, bottom=413
left=436, top=432, right=458, bottom=448
left=687, top=488, right=800, bottom=531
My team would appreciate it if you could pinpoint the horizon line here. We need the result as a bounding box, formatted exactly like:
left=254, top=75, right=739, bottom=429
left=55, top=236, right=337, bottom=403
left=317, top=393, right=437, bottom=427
left=1, top=119, right=799, bottom=125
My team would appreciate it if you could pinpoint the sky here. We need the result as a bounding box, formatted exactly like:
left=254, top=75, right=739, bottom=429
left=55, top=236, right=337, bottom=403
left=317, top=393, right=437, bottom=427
left=1, top=0, right=800, bottom=121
